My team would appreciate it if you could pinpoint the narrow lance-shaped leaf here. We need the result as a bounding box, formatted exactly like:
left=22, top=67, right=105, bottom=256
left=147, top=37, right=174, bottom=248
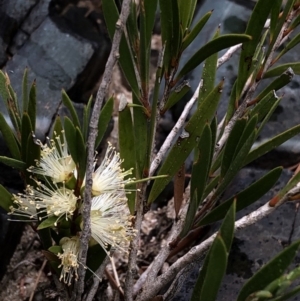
left=119, top=100, right=136, bottom=214
left=177, top=34, right=252, bottom=80
left=265, top=0, right=295, bottom=62
left=252, top=68, right=294, bottom=103
left=22, top=68, right=29, bottom=112
left=61, top=90, right=81, bottom=129
left=95, top=97, right=114, bottom=149
left=181, top=10, right=212, bottom=51
left=244, top=124, right=300, bottom=166
left=148, top=80, right=224, bottom=203
left=237, top=240, right=300, bottom=301
left=221, top=118, right=247, bottom=179
left=0, top=184, right=13, bottom=212
left=0, top=113, right=21, bottom=160
left=162, top=81, right=190, bottom=113
left=21, top=112, right=32, bottom=163
left=178, top=0, right=197, bottom=34
left=199, top=167, right=282, bottom=226
left=191, top=202, right=235, bottom=301
left=214, top=130, right=256, bottom=199
left=273, top=32, right=300, bottom=64
left=102, top=0, right=140, bottom=98
left=198, top=25, right=219, bottom=105
left=76, top=127, right=86, bottom=182
left=82, top=95, right=92, bottom=143
left=133, top=94, right=148, bottom=178
left=264, top=62, right=300, bottom=78
left=236, top=0, right=275, bottom=99
left=269, top=0, right=282, bottom=43
left=139, top=0, right=158, bottom=96
left=27, top=80, right=37, bottom=131
left=0, top=156, right=26, bottom=170
left=64, top=116, right=78, bottom=164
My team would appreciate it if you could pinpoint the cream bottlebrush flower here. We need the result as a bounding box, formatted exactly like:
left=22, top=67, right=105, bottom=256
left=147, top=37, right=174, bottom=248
left=90, top=143, right=134, bottom=196
left=57, top=237, right=80, bottom=285
left=8, top=185, right=37, bottom=220
left=28, top=131, right=76, bottom=183
left=89, top=193, right=135, bottom=254
left=34, top=181, right=77, bottom=225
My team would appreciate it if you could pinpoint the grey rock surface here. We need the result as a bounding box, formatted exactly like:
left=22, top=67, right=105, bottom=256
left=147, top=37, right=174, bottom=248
left=2, top=17, right=94, bottom=139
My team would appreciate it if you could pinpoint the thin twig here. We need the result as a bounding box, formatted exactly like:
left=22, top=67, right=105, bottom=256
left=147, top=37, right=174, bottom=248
left=216, top=44, right=242, bottom=68
left=84, top=256, right=110, bottom=301
left=149, top=83, right=202, bottom=176
left=29, top=259, right=47, bottom=301
left=136, top=201, right=277, bottom=301
left=74, top=0, right=132, bottom=299
left=124, top=185, right=145, bottom=301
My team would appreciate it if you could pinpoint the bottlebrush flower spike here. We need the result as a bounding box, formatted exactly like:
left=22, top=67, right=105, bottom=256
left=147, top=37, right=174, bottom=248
left=8, top=185, right=38, bottom=220
left=9, top=181, right=77, bottom=225
left=90, top=143, right=134, bottom=196
left=88, top=193, right=135, bottom=254
left=28, top=131, right=76, bottom=183
left=57, top=237, right=80, bottom=285
left=34, top=181, right=77, bottom=225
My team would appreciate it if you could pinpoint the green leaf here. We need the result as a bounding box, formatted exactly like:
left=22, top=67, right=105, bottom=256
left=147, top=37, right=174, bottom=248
left=199, top=167, right=282, bottom=226
left=102, top=0, right=140, bottom=98
left=198, top=26, right=219, bottom=104
left=191, top=202, right=235, bottom=301
left=182, top=124, right=212, bottom=236
left=253, top=68, right=294, bottom=103
left=148, top=80, right=223, bottom=203
left=0, top=184, right=13, bottom=212
left=162, top=81, right=190, bottom=113
left=178, top=0, right=197, bottom=33
left=221, top=118, right=247, bottom=178
left=177, top=34, right=252, bottom=80
left=265, top=0, right=295, bottom=60
left=264, top=62, right=300, bottom=78
left=181, top=10, right=212, bottom=51
left=61, top=90, right=81, bottom=129
left=76, top=127, right=86, bottom=181
left=159, top=0, right=181, bottom=73
left=0, top=156, right=26, bottom=170
left=237, top=240, right=300, bottom=301
left=132, top=94, right=148, bottom=178
left=21, top=112, right=33, bottom=163
left=95, top=97, right=114, bottom=149
left=236, top=0, right=275, bottom=99
left=245, top=124, right=300, bottom=166
left=82, top=95, right=92, bottom=142
left=191, top=235, right=227, bottom=301
left=22, top=68, right=29, bottom=112
left=215, top=130, right=256, bottom=198
left=270, top=1, right=282, bottom=43
left=273, top=31, right=300, bottom=64
left=25, top=133, right=40, bottom=185
left=119, top=101, right=136, bottom=214
left=64, top=116, right=78, bottom=164
left=37, top=216, right=58, bottom=230
left=139, top=0, right=158, bottom=96
left=219, top=200, right=236, bottom=252
left=28, top=80, right=36, bottom=130
left=271, top=285, right=300, bottom=301
left=0, top=113, right=21, bottom=160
